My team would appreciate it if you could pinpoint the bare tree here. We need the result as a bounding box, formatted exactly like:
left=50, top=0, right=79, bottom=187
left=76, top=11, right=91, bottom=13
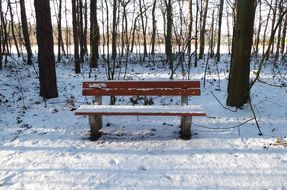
left=20, top=0, right=33, bottom=65
left=0, top=0, right=2, bottom=70
left=34, top=0, right=58, bottom=98
left=216, top=0, right=224, bottom=62
left=165, top=0, right=173, bottom=78
left=227, top=0, right=256, bottom=108
left=139, top=0, right=148, bottom=60
left=56, top=0, right=66, bottom=62
left=255, top=0, right=262, bottom=57
left=111, top=0, right=117, bottom=79
left=151, top=0, right=157, bottom=57
left=72, top=0, right=81, bottom=73
left=90, top=0, right=100, bottom=68
left=187, top=0, right=193, bottom=72
left=199, top=0, right=209, bottom=59
left=8, top=0, right=20, bottom=57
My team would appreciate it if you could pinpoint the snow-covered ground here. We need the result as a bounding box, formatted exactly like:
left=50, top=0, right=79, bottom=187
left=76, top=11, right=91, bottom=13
left=0, top=56, right=286, bottom=189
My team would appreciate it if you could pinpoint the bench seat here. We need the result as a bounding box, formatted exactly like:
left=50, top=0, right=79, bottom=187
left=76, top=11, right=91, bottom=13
left=75, top=105, right=206, bottom=116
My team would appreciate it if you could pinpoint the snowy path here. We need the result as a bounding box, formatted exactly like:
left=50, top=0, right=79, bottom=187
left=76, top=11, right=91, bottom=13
left=0, top=60, right=286, bottom=189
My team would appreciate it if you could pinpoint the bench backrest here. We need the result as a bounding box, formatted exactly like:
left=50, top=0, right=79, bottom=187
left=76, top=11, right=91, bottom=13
left=82, top=81, right=201, bottom=96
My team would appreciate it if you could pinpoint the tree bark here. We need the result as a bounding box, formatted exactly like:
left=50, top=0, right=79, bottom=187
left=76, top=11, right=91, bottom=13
left=57, top=0, right=65, bottom=62
left=216, top=0, right=224, bottom=62
left=151, top=0, right=157, bottom=56
left=199, top=0, right=209, bottom=59
left=165, top=0, right=173, bottom=75
left=20, top=0, right=33, bottom=65
left=280, top=14, right=287, bottom=55
left=227, top=0, right=256, bottom=108
left=139, top=0, right=148, bottom=59
left=72, top=0, right=81, bottom=73
left=8, top=0, right=20, bottom=57
left=90, top=0, right=100, bottom=68
left=0, top=0, right=2, bottom=70
left=34, top=0, right=58, bottom=98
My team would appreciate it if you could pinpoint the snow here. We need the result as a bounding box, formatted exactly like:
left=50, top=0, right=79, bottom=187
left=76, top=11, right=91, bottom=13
left=75, top=105, right=205, bottom=115
left=88, top=83, right=107, bottom=88
left=0, top=56, right=287, bottom=189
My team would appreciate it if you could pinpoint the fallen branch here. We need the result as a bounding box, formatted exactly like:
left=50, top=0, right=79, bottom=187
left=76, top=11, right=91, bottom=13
left=194, top=118, right=254, bottom=130
left=258, top=79, right=286, bottom=88
left=211, top=91, right=237, bottom=112
left=248, top=97, right=263, bottom=136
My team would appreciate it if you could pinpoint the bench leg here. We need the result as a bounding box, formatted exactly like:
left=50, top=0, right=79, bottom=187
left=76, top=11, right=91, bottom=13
left=88, top=115, right=102, bottom=137
left=181, top=116, right=192, bottom=139
left=180, top=95, right=189, bottom=129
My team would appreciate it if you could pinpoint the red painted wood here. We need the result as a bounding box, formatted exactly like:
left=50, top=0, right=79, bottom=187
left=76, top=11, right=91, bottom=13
left=83, top=80, right=200, bottom=89
left=82, top=88, right=201, bottom=96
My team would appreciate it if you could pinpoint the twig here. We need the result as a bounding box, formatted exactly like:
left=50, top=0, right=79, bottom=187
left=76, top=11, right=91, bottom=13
left=203, top=52, right=210, bottom=88
left=248, top=97, right=263, bottom=136
left=193, top=118, right=254, bottom=130
left=9, top=57, right=26, bottom=108
left=250, top=9, right=287, bottom=90
left=210, top=91, right=237, bottom=112
left=258, top=79, right=286, bottom=88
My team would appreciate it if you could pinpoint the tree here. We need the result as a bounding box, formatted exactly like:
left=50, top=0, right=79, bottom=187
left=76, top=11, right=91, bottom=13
left=90, top=0, right=100, bottom=68
left=165, top=0, right=173, bottom=77
left=0, top=0, right=2, bottom=70
left=57, top=0, right=66, bottom=62
left=20, top=0, right=33, bottom=65
left=111, top=0, right=117, bottom=79
left=199, top=0, right=209, bottom=59
left=151, top=0, right=157, bottom=57
left=72, top=0, right=81, bottom=73
left=8, top=0, right=20, bottom=57
left=216, top=0, right=224, bottom=62
left=227, top=0, right=256, bottom=108
left=34, top=0, right=58, bottom=98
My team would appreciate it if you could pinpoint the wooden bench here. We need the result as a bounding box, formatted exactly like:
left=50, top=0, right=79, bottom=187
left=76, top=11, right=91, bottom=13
left=75, top=81, right=206, bottom=139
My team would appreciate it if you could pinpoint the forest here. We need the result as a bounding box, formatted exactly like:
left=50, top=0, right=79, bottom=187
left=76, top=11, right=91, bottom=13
left=0, top=0, right=287, bottom=189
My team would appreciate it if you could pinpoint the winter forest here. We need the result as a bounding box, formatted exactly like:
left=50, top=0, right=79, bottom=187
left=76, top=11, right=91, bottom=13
left=0, top=0, right=287, bottom=189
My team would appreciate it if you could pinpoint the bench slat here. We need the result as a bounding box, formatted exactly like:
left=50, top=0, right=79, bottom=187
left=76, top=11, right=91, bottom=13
left=83, top=88, right=201, bottom=96
left=83, top=81, right=200, bottom=89
left=75, top=105, right=207, bottom=117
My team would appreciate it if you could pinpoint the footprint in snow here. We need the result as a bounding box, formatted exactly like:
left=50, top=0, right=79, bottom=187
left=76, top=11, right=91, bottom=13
left=109, top=159, right=119, bottom=165
left=137, top=165, right=147, bottom=171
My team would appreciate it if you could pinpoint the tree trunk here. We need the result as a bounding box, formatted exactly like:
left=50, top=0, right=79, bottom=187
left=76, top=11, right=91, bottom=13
left=199, top=0, right=209, bottom=59
left=262, top=0, right=273, bottom=54
left=187, top=0, right=193, bottom=72
left=227, top=0, right=256, bottom=108
left=8, top=0, right=20, bottom=57
left=20, top=0, right=33, bottom=65
left=139, top=0, right=148, bottom=59
left=78, top=0, right=85, bottom=62
left=83, top=0, right=88, bottom=56
left=34, top=0, right=58, bottom=98
left=280, top=14, right=287, bottom=55
left=209, top=10, right=215, bottom=58
left=275, top=2, right=283, bottom=63
left=90, top=0, right=100, bottom=68
left=0, top=0, right=2, bottom=70
left=255, top=0, right=262, bottom=57
left=72, top=0, right=81, bottom=73
left=165, top=0, right=173, bottom=76
left=151, top=0, right=157, bottom=56
left=269, top=0, right=278, bottom=58
left=194, top=0, right=199, bottom=67
left=57, top=0, right=65, bottom=62
left=111, top=0, right=117, bottom=79
left=216, top=0, right=224, bottom=62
